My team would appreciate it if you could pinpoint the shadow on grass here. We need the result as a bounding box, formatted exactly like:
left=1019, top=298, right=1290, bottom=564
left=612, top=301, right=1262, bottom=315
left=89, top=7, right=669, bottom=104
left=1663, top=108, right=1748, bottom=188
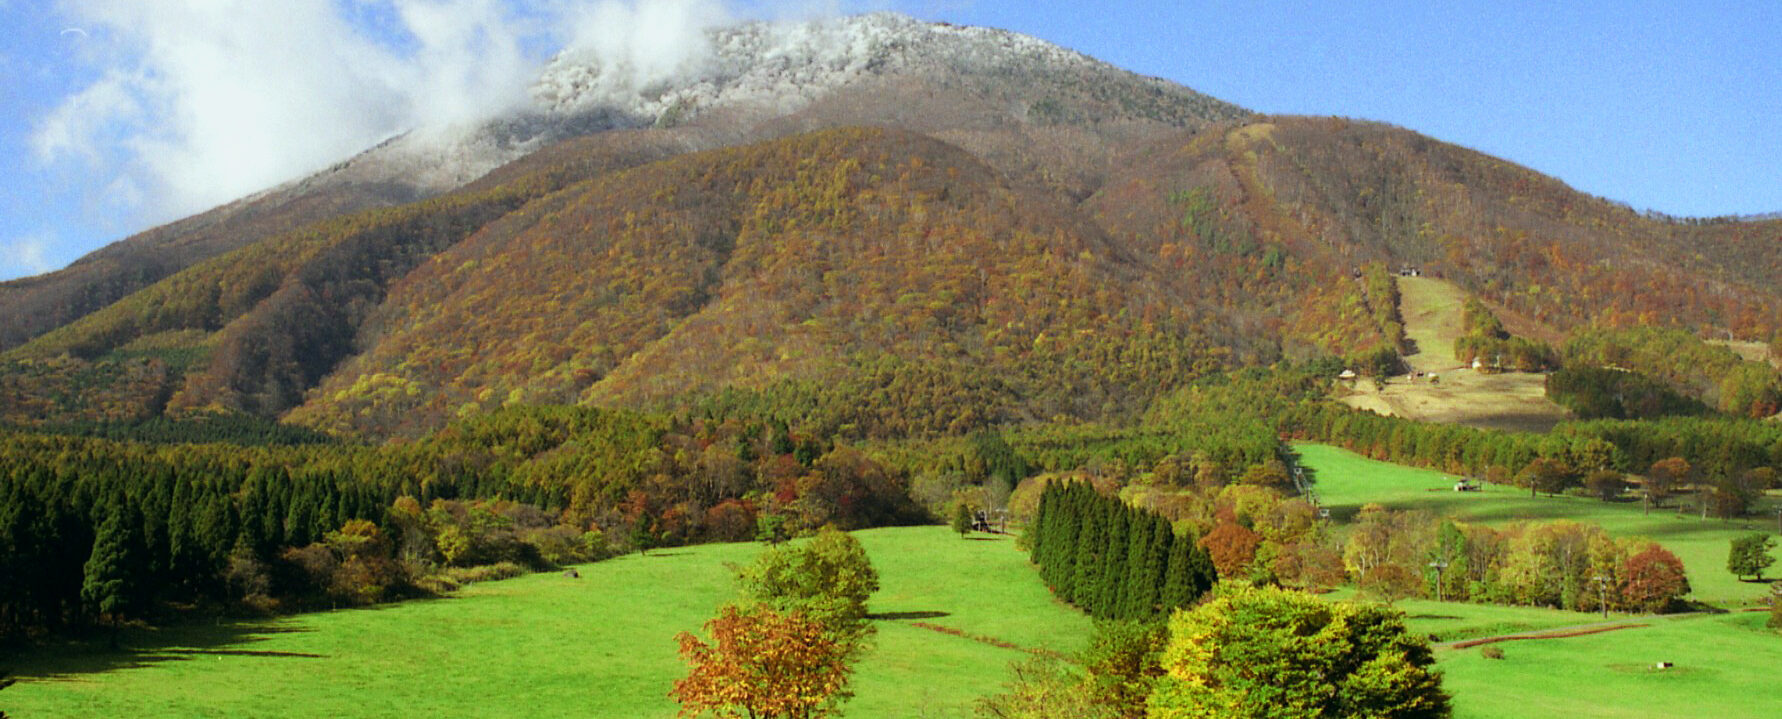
left=153, top=648, right=324, bottom=659
left=1406, top=614, right=1464, bottom=621
left=12, top=618, right=317, bottom=681
left=868, top=611, right=951, bottom=621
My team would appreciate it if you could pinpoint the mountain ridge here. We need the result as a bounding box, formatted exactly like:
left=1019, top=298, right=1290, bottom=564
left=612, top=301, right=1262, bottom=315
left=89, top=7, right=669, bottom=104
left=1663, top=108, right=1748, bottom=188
left=0, top=12, right=1248, bottom=355
left=2, top=13, right=1778, bottom=437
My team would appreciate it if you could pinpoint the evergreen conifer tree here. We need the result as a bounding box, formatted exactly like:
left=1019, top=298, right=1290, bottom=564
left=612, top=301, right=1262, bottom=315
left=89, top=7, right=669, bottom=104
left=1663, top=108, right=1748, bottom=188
left=1048, top=484, right=1085, bottom=598
left=1161, top=529, right=1194, bottom=611
left=1121, top=514, right=1170, bottom=619
left=951, top=502, right=974, bottom=538
left=1070, top=492, right=1108, bottom=607
left=1188, top=538, right=1219, bottom=598
left=1029, top=484, right=1054, bottom=566
left=82, top=500, right=144, bottom=639
left=1095, top=506, right=1132, bottom=618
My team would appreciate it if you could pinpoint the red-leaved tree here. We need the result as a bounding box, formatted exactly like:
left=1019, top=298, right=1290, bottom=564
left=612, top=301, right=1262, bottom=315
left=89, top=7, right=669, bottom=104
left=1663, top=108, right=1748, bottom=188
left=1198, top=520, right=1262, bottom=580
left=671, top=604, right=852, bottom=719
left=1620, top=544, right=1691, bottom=613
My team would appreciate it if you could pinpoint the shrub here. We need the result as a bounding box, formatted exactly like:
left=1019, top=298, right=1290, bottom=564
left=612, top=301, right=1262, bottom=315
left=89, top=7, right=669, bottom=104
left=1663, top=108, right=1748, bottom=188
left=444, top=561, right=528, bottom=585
left=412, top=574, right=462, bottom=595
left=522, top=525, right=605, bottom=566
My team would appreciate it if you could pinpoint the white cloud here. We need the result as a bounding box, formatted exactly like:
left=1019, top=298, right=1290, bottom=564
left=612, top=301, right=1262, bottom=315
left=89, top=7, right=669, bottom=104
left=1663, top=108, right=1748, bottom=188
left=563, top=0, right=729, bottom=89
left=31, top=68, right=143, bottom=167
left=390, top=0, right=538, bottom=131
left=30, top=0, right=864, bottom=231
left=35, top=1, right=424, bottom=221
left=2, top=232, right=59, bottom=279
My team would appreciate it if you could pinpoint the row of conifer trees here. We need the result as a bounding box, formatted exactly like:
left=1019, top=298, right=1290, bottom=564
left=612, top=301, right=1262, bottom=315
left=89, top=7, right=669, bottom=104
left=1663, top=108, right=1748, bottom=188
left=1027, top=481, right=1217, bottom=620
left=0, top=431, right=552, bottom=640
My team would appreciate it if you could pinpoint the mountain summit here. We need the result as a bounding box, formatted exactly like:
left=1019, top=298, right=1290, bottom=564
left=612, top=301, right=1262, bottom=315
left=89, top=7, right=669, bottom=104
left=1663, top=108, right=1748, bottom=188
left=1, top=13, right=1777, bottom=437
left=0, top=13, right=1247, bottom=352
left=316, top=12, right=1250, bottom=199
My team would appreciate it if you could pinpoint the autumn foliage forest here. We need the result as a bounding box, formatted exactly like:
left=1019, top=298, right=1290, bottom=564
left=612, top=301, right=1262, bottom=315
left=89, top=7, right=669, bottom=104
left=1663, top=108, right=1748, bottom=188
left=2, top=64, right=1782, bottom=655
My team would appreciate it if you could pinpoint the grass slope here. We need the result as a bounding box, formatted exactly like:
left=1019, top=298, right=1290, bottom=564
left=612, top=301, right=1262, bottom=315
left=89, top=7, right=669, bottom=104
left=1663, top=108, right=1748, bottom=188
left=1317, top=589, right=1612, bottom=644
left=1439, top=611, right=1782, bottom=719
left=1710, top=339, right=1782, bottom=374
left=1398, top=276, right=1467, bottom=372
left=5, top=527, right=1088, bottom=719
left=1298, top=442, right=1782, bottom=603
left=1341, top=276, right=1570, bottom=433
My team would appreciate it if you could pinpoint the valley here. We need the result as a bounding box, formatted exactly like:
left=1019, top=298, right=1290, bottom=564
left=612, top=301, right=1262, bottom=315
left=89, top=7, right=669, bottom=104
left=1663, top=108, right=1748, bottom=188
left=9, top=447, right=1780, bottom=718
left=5, top=527, right=1087, bottom=719
left=3, top=10, right=1781, bottom=719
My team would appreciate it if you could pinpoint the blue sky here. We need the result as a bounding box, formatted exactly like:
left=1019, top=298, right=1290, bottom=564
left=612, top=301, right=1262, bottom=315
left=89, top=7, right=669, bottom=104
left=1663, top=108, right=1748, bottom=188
left=2, top=1, right=1778, bottom=281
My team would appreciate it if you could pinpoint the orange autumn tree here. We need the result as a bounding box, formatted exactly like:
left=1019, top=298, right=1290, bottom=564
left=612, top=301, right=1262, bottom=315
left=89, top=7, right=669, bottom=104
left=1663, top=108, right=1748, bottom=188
left=1620, top=544, right=1691, bottom=613
left=671, top=604, right=852, bottom=719
left=1198, top=515, right=1262, bottom=580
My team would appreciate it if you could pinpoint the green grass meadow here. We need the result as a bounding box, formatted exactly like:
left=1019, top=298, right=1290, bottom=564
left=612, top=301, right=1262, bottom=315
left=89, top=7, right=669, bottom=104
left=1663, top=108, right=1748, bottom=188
left=1296, top=442, right=1782, bottom=604
left=9, top=453, right=1782, bottom=718
left=5, top=527, right=1088, bottom=719
left=1438, top=610, right=1782, bottom=718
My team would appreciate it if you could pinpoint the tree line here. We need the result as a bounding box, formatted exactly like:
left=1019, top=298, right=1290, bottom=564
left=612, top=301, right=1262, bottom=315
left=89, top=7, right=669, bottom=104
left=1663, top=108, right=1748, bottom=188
left=1561, top=326, right=1782, bottom=419
left=0, top=430, right=552, bottom=640
left=1452, top=297, right=1557, bottom=372
left=1341, top=507, right=1691, bottom=612
left=0, top=402, right=929, bottom=641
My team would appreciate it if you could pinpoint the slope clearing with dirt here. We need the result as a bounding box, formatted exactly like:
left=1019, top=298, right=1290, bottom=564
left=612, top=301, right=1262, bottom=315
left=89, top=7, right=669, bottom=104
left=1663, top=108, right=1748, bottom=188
left=1343, top=276, right=1571, bottom=433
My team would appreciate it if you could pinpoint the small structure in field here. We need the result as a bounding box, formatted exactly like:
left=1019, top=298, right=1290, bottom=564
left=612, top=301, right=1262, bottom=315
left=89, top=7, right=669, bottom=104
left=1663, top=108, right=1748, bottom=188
left=972, top=508, right=1009, bottom=534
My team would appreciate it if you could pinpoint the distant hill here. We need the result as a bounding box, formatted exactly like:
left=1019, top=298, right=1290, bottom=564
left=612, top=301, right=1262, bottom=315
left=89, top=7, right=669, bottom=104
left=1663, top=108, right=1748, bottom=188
left=2, top=13, right=1778, bottom=438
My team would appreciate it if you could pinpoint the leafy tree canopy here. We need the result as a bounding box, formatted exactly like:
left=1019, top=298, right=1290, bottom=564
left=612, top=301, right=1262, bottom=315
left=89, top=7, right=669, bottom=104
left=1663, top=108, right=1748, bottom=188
left=1728, top=533, right=1777, bottom=582
left=735, top=528, right=880, bottom=643
left=1149, top=584, right=1450, bottom=719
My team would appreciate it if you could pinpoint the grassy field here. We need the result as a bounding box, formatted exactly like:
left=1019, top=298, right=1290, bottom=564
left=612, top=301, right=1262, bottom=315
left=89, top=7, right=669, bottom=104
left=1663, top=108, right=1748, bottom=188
left=9, top=508, right=1780, bottom=718
left=4, top=527, right=1089, bottom=719
left=1318, top=588, right=1615, bottom=644
left=10, top=449, right=1780, bottom=718
left=1296, top=442, right=1782, bottom=604
left=1439, top=610, right=1782, bottom=719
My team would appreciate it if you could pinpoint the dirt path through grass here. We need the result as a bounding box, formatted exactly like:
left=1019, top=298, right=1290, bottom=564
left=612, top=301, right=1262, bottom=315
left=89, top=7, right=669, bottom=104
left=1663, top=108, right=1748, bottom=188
left=1436, top=618, right=1660, bottom=650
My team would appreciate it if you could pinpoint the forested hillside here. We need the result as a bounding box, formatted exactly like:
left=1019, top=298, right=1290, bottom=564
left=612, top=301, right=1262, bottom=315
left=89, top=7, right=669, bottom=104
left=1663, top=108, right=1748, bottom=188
left=3, top=14, right=1777, bottom=440
left=8, top=116, right=1780, bottom=439
left=1091, top=118, right=1782, bottom=348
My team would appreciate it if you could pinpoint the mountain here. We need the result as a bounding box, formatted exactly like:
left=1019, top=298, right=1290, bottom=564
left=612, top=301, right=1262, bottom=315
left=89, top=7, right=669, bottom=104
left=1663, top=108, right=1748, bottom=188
left=2, top=13, right=1778, bottom=437
left=0, top=13, right=1244, bottom=355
